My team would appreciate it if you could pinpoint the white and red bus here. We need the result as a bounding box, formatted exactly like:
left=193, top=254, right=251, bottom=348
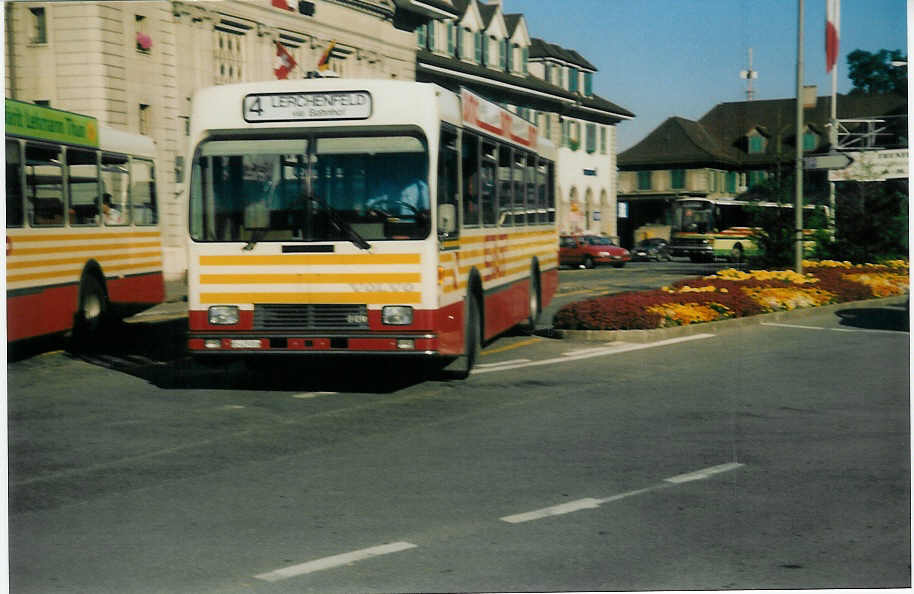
left=5, top=99, right=165, bottom=345
left=184, top=80, right=557, bottom=374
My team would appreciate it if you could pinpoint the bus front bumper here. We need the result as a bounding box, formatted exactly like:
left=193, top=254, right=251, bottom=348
left=188, top=332, right=441, bottom=356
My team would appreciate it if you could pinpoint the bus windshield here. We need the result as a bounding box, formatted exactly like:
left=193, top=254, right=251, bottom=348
left=189, top=134, right=430, bottom=243
left=673, top=200, right=714, bottom=233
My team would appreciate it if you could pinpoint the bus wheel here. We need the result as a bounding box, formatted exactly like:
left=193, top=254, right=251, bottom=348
left=522, top=269, right=541, bottom=334
left=72, top=274, right=109, bottom=350
left=458, top=294, right=481, bottom=378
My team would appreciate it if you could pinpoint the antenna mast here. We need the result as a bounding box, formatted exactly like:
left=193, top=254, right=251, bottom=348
left=740, top=48, right=758, bottom=100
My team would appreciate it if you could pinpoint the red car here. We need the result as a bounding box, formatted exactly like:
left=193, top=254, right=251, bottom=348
left=559, top=234, right=631, bottom=268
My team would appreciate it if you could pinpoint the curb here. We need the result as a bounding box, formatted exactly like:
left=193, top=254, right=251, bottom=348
left=551, top=296, right=908, bottom=343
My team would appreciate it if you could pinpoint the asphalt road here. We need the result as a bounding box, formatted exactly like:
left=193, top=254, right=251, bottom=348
left=7, top=261, right=910, bottom=593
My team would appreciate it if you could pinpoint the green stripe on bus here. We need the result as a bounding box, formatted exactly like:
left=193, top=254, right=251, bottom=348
left=5, top=99, right=99, bottom=148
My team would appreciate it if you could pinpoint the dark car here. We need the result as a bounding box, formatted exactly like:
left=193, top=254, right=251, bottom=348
left=632, top=237, right=673, bottom=261
left=559, top=234, right=630, bottom=268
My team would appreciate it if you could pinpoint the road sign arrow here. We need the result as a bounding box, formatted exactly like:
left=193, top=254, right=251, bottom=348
left=804, top=152, right=854, bottom=170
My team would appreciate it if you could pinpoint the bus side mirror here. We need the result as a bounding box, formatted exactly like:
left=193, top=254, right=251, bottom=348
left=438, top=203, right=457, bottom=235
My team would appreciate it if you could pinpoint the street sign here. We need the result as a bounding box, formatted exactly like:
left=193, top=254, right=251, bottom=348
left=804, top=152, right=854, bottom=170
left=829, top=149, right=909, bottom=182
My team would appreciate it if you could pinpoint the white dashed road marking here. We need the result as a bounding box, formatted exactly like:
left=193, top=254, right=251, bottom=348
left=500, top=463, right=744, bottom=524
left=761, top=322, right=907, bottom=335
left=473, top=334, right=715, bottom=375
left=254, top=541, right=418, bottom=582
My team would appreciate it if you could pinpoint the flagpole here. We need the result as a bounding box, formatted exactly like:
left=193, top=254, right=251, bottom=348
left=828, top=0, right=839, bottom=237
left=794, top=0, right=805, bottom=273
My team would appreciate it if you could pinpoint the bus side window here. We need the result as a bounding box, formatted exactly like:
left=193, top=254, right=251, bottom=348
left=498, top=145, right=513, bottom=227
left=101, top=152, right=130, bottom=225
left=131, top=158, right=158, bottom=225
left=546, top=162, right=556, bottom=223
left=512, top=151, right=525, bottom=227
left=481, top=141, right=497, bottom=227
left=6, top=139, right=24, bottom=228
left=462, top=132, right=480, bottom=228
left=25, top=142, right=65, bottom=227
left=536, top=158, right=547, bottom=224
left=525, top=152, right=537, bottom=225
left=67, top=148, right=101, bottom=226
left=437, top=127, right=459, bottom=237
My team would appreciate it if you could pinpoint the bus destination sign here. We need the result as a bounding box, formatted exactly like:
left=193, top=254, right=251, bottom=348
left=243, top=91, right=371, bottom=122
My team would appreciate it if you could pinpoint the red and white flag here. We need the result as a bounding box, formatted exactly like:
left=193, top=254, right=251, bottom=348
left=272, top=0, right=294, bottom=10
left=825, top=0, right=840, bottom=73
left=274, top=42, right=297, bottom=79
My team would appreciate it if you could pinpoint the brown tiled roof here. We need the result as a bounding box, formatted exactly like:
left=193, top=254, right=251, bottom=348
left=619, top=117, right=738, bottom=167
left=620, top=93, right=907, bottom=169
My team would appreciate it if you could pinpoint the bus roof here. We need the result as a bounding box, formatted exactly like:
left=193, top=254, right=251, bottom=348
left=188, top=79, right=555, bottom=158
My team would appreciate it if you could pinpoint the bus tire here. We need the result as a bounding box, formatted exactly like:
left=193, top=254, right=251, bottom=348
left=72, top=272, right=109, bottom=350
left=522, top=265, right=542, bottom=334
left=457, top=293, right=481, bottom=378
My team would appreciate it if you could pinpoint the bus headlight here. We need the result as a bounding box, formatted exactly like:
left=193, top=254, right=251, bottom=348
left=208, top=305, right=240, bottom=325
left=382, top=305, right=413, bottom=326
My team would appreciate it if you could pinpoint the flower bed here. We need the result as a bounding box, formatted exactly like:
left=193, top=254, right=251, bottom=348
left=553, top=260, right=909, bottom=331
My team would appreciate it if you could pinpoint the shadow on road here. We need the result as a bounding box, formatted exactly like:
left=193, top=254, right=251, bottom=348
left=835, top=303, right=909, bottom=332
left=65, top=316, right=447, bottom=392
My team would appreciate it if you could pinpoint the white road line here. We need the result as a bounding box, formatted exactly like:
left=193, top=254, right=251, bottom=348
left=664, top=462, right=745, bottom=484
left=475, top=358, right=531, bottom=368
left=562, top=343, right=631, bottom=356
left=254, top=541, right=418, bottom=582
left=291, top=392, right=338, bottom=399
left=500, top=498, right=603, bottom=524
left=501, top=462, right=744, bottom=524
left=761, top=322, right=907, bottom=335
left=473, top=333, right=714, bottom=375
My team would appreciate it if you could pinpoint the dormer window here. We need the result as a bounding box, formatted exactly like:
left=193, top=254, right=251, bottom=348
left=568, top=67, right=579, bottom=93
left=447, top=22, right=456, bottom=55
left=474, top=31, right=483, bottom=63
left=416, top=24, right=426, bottom=49
left=803, top=129, right=819, bottom=151
left=747, top=131, right=767, bottom=154
left=427, top=20, right=436, bottom=51
left=584, top=72, right=593, bottom=96
left=521, top=47, right=528, bottom=74
left=500, top=38, right=508, bottom=70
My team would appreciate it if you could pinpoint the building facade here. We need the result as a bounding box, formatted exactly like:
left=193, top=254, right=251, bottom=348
left=413, top=0, right=634, bottom=239
left=616, top=93, right=908, bottom=248
left=5, top=0, right=634, bottom=278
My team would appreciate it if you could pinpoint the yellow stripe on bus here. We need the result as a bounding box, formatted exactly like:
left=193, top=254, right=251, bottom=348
left=199, top=254, right=421, bottom=266
left=7, top=262, right=162, bottom=283
left=199, top=291, right=422, bottom=305
left=199, top=272, right=421, bottom=284
left=11, top=241, right=162, bottom=256
left=6, top=251, right=163, bottom=270
left=9, top=231, right=161, bottom=242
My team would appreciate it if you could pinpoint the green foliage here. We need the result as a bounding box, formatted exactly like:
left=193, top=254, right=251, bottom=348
left=814, top=179, right=909, bottom=263
left=847, top=49, right=907, bottom=96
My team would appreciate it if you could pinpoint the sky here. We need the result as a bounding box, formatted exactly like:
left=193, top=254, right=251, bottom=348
left=499, top=0, right=909, bottom=151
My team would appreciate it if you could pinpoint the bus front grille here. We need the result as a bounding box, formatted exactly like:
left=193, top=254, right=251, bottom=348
left=253, top=304, right=369, bottom=330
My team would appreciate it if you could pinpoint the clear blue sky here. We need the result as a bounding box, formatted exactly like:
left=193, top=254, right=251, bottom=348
left=499, top=0, right=908, bottom=150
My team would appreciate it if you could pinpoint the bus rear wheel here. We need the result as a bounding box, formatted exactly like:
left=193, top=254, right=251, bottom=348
left=457, top=293, right=481, bottom=378
left=72, top=274, right=109, bottom=350
left=522, top=269, right=541, bottom=334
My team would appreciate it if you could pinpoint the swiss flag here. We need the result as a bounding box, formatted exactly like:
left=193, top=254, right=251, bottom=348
left=826, top=0, right=840, bottom=73
left=274, top=42, right=297, bottom=79
left=272, top=0, right=294, bottom=10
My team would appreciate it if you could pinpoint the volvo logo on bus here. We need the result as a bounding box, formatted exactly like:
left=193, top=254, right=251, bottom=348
left=243, top=91, right=372, bottom=122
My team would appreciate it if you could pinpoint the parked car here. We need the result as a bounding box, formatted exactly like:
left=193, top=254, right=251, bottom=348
left=559, top=234, right=630, bottom=268
left=632, top=237, right=673, bottom=261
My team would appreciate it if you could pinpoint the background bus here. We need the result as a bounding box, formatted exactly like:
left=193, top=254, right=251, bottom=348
left=670, top=197, right=828, bottom=262
left=6, top=99, right=165, bottom=346
left=185, top=80, right=557, bottom=375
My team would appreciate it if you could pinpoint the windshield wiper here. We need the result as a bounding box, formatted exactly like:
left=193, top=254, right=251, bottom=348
left=309, top=193, right=372, bottom=251
left=243, top=228, right=268, bottom=251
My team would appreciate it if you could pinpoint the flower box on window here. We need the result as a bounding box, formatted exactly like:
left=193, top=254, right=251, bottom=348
left=136, top=32, right=152, bottom=53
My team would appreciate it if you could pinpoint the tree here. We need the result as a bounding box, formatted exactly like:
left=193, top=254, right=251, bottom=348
left=846, top=49, right=907, bottom=96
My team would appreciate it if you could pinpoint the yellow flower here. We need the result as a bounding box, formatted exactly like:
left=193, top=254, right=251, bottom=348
left=647, top=302, right=731, bottom=326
